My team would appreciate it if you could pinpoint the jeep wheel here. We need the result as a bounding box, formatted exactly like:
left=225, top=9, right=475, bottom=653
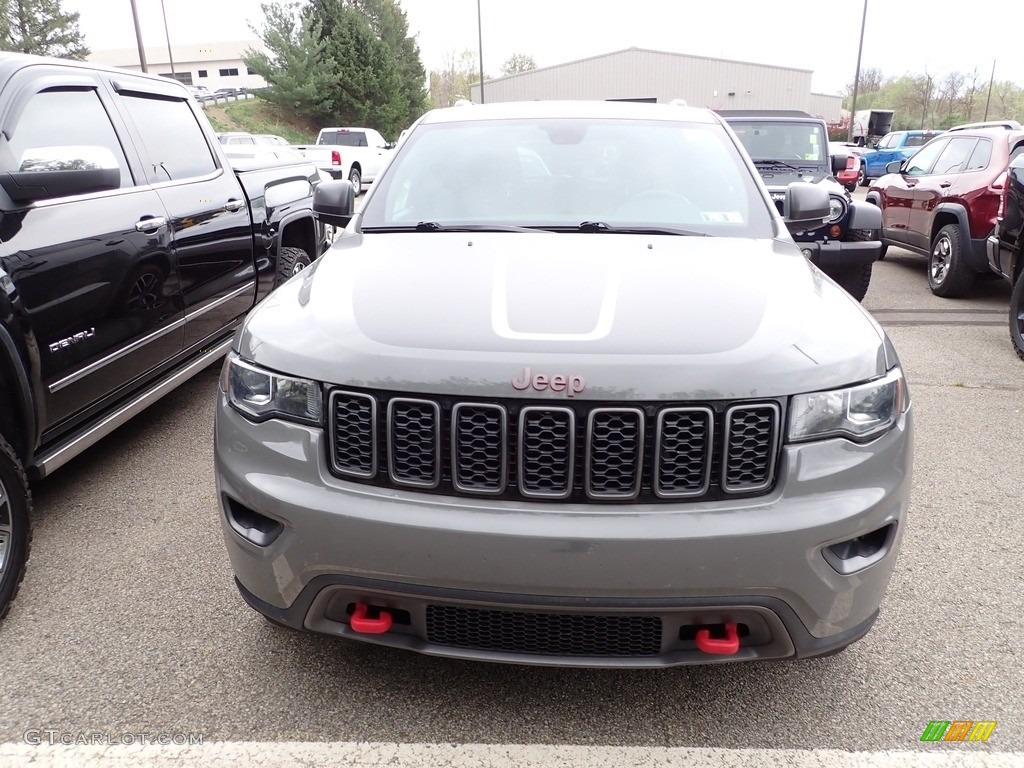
left=275, top=246, right=312, bottom=287
left=0, top=435, right=31, bottom=621
left=830, top=263, right=873, bottom=302
left=928, top=223, right=975, bottom=298
left=1010, top=269, right=1024, bottom=361
left=349, top=166, right=361, bottom=196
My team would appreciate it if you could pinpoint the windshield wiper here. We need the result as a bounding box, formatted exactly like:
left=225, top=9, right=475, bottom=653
left=576, top=221, right=708, bottom=236
left=362, top=221, right=543, bottom=233
left=752, top=159, right=804, bottom=172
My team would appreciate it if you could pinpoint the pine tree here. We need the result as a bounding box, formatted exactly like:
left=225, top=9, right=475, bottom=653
left=244, top=2, right=340, bottom=125
left=0, top=0, right=89, bottom=60
left=344, top=0, right=427, bottom=130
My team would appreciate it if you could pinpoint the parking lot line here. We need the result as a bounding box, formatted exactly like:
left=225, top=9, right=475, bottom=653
left=1, top=743, right=1022, bottom=767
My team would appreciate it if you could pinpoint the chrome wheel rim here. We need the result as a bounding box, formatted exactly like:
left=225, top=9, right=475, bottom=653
left=931, top=235, right=951, bottom=284
left=350, top=170, right=360, bottom=192
left=1016, top=298, right=1024, bottom=340
left=291, top=261, right=306, bottom=276
left=0, top=475, right=11, bottom=577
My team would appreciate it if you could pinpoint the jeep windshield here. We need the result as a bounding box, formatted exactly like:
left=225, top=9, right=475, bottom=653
left=359, top=118, right=772, bottom=238
left=728, top=121, right=828, bottom=166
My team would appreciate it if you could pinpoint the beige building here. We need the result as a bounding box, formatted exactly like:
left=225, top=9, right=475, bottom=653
left=88, top=40, right=267, bottom=92
left=470, top=48, right=842, bottom=123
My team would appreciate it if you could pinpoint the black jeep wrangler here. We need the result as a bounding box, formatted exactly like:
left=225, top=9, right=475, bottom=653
left=720, top=110, right=883, bottom=301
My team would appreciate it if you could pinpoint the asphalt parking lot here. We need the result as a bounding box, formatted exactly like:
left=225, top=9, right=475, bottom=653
left=0, top=228, right=1021, bottom=759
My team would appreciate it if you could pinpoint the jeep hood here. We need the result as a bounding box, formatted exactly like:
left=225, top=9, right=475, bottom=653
left=238, top=232, right=889, bottom=400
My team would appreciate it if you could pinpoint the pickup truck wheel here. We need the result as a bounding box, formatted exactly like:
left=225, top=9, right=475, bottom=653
left=0, top=435, right=31, bottom=621
left=349, top=167, right=361, bottom=195
left=858, top=167, right=868, bottom=187
left=928, top=223, right=975, bottom=298
left=1010, top=269, right=1024, bottom=361
left=276, top=246, right=311, bottom=287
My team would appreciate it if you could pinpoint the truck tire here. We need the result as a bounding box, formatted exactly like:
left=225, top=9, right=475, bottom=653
left=1010, top=269, right=1024, bottom=362
left=928, top=223, right=975, bottom=298
left=0, top=434, right=31, bottom=621
left=830, top=263, right=873, bottom=302
left=275, top=246, right=311, bottom=287
left=349, top=166, right=361, bottom=195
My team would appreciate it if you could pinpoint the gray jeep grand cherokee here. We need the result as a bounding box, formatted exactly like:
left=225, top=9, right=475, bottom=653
left=215, top=101, right=914, bottom=667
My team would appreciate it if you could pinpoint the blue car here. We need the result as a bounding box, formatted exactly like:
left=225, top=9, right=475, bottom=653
left=859, top=130, right=944, bottom=186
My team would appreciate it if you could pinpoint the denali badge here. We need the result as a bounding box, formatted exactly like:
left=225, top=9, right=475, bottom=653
left=511, top=367, right=586, bottom=397
left=49, top=327, right=96, bottom=353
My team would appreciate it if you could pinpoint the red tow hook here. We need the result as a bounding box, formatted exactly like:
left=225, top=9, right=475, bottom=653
left=695, top=622, right=740, bottom=655
left=350, top=602, right=393, bottom=634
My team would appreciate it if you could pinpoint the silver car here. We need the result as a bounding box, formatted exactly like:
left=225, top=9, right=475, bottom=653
left=215, top=101, right=914, bottom=667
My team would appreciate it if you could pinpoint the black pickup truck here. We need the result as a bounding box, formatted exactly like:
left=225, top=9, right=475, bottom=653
left=0, top=53, right=329, bottom=618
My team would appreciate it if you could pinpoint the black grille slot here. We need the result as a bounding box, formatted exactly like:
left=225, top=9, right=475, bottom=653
left=723, top=404, right=779, bottom=492
left=452, top=404, right=507, bottom=494
left=388, top=398, right=441, bottom=488
left=587, top=408, right=643, bottom=498
left=518, top=407, right=574, bottom=498
left=655, top=407, right=713, bottom=497
left=425, top=605, right=663, bottom=657
left=330, top=391, right=377, bottom=478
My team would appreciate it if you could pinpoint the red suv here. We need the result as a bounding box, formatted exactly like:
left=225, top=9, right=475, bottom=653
left=867, top=121, right=1024, bottom=297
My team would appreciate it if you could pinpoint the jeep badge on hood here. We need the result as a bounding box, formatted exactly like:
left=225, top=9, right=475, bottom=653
left=511, top=367, right=586, bottom=397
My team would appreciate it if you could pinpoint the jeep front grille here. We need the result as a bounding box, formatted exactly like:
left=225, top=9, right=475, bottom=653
left=328, top=391, right=781, bottom=503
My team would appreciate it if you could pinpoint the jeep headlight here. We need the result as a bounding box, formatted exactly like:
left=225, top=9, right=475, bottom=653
left=826, top=196, right=846, bottom=223
left=788, top=367, right=908, bottom=442
left=222, top=354, right=322, bottom=425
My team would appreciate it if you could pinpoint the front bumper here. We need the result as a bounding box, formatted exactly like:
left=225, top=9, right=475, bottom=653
left=797, top=238, right=882, bottom=269
left=215, top=395, right=913, bottom=667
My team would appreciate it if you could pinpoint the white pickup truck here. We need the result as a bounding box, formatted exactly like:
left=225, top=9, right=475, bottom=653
left=291, top=127, right=392, bottom=194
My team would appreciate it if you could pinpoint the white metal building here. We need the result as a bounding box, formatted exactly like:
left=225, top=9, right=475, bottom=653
left=88, top=40, right=268, bottom=92
left=470, top=48, right=842, bottom=123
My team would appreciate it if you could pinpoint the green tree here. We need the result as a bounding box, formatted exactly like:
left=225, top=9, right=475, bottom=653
left=244, top=2, right=339, bottom=125
left=345, top=0, right=427, bottom=128
left=501, top=53, right=535, bottom=76
left=0, top=0, right=88, bottom=59
left=246, top=0, right=426, bottom=139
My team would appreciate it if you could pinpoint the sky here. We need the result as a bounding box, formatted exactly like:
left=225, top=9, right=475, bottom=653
left=63, top=0, right=1023, bottom=96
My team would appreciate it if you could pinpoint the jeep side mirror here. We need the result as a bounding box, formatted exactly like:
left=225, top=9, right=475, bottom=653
left=831, top=154, right=849, bottom=174
left=885, top=159, right=904, bottom=175
left=313, top=179, right=355, bottom=227
left=783, top=182, right=830, bottom=227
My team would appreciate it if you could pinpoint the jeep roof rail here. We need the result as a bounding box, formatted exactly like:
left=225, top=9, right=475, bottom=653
left=716, top=110, right=815, bottom=118
left=947, top=120, right=1022, bottom=132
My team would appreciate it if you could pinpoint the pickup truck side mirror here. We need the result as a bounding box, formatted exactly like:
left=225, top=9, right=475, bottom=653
left=0, top=145, right=120, bottom=202
left=831, top=154, right=849, bottom=174
left=885, top=159, right=904, bottom=175
left=782, top=182, right=830, bottom=228
left=313, top=179, right=355, bottom=227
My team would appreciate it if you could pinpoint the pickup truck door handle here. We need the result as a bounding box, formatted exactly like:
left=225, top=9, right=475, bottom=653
left=134, top=216, right=166, bottom=233
left=939, top=181, right=952, bottom=188
left=224, top=199, right=245, bottom=212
